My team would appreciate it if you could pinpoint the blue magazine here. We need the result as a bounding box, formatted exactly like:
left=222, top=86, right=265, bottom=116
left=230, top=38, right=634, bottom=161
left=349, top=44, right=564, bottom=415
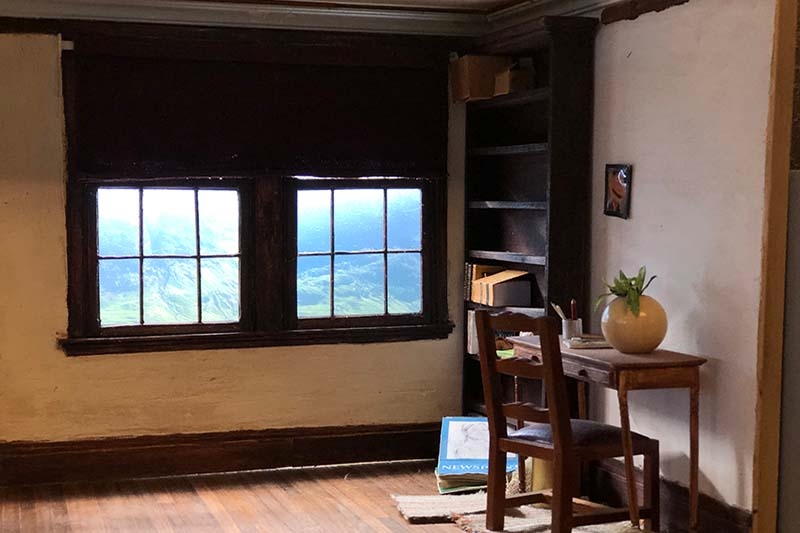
left=437, top=416, right=517, bottom=477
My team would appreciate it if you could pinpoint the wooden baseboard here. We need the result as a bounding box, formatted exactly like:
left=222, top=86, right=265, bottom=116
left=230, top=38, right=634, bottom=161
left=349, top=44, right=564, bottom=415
left=0, top=423, right=440, bottom=486
left=588, top=459, right=752, bottom=533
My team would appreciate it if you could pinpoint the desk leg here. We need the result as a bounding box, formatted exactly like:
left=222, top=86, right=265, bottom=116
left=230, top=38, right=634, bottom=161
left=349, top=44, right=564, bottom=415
left=618, top=384, right=640, bottom=527
left=577, top=381, right=588, bottom=495
left=577, top=381, right=588, bottom=419
left=690, top=374, right=699, bottom=531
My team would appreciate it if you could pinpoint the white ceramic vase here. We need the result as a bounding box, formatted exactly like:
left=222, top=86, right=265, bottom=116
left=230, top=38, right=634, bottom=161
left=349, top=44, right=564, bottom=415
left=600, top=295, right=667, bottom=354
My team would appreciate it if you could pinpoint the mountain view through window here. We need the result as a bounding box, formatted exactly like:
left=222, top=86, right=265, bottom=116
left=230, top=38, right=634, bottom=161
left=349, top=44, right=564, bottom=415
left=97, top=187, right=241, bottom=327
left=96, top=184, right=424, bottom=329
left=297, top=187, right=423, bottom=318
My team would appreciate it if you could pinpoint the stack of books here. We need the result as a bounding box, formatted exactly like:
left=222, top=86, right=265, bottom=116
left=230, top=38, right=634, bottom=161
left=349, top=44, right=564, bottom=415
left=435, top=416, right=516, bottom=494
left=464, top=263, right=531, bottom=307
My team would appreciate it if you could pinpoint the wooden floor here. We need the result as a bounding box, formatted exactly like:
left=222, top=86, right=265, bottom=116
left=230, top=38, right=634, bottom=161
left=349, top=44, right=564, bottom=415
left=0, top=460, right=458, bottom=532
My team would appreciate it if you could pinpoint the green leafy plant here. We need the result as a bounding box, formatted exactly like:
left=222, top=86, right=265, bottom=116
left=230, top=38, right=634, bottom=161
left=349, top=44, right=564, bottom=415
left=594, top=266, right=656, bottom=317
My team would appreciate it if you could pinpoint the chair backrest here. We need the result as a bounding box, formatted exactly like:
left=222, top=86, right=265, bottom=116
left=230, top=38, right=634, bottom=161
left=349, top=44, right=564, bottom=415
left=474, top=311, right=572, bottom=451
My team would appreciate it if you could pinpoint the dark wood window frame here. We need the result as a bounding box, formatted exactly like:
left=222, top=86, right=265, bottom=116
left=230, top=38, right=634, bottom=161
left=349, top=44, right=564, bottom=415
left=90, top=179, right=250, bottom=336
left=289, top=177, right=435, bottom=330
left=61, top=174, right=452, bottom=356
left=54, top=24, right=454, bottom=355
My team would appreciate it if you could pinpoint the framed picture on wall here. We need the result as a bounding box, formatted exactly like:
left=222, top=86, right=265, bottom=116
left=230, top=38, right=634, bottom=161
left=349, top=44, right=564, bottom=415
left=603, top=164, right=632, bottom=219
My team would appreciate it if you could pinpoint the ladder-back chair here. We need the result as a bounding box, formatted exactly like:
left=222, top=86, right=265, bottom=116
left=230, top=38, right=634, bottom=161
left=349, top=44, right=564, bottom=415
left=475, top=310, right=660, bottom=532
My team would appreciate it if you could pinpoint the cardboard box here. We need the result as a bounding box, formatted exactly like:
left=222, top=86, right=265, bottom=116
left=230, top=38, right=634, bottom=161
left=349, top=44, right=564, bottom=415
left=494, top=68, right=533, bottom=96
left=450, top=55, right=513, bottom=102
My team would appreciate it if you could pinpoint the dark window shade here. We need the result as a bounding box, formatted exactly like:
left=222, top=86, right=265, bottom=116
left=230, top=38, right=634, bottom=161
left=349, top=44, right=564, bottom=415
left=72, top=51, right=448, bottom=177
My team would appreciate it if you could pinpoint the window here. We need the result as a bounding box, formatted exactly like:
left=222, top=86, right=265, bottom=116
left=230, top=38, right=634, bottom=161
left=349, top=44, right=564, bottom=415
left=295, top=179, right=424, bottom=326
left=60, top=32, right=452, bottom=354
left=97, top=187, right=241, bottom=329
left=63, top=176, right=450, bottom=355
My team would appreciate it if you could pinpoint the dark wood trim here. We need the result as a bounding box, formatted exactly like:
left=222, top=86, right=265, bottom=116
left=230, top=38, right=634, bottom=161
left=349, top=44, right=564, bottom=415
left=0, top=17, right=461, bottom=68
left=132, top=0, right=499, bottom=15
left=283, top=177, right=300, bottom=331
left=64, top=50, right=89, bottom=339
left=0, top=423, right=440, bottom=487
left=600, top=0, right=690, bottom=25
left=589, top=459, right=752, bottom=533
left=238, top=180, right=257, bottom=332
left=474, top=15, right=597, bottom=55
left=255, top=176, right=285, bottom=333
left=58, top=321, right=455, bottom=355
left=428, top=172, right=449, bottom=325
left=545, top=15, right=595, bottom=323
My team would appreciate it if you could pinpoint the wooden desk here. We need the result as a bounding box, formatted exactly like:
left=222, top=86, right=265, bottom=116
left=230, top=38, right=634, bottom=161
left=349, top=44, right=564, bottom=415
left=509, top=336, right=707, bottom=531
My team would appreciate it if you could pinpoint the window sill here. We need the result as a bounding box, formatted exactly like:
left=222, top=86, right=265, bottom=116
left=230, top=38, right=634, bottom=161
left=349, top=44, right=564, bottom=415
left=58, top=322, right=455, bottom=356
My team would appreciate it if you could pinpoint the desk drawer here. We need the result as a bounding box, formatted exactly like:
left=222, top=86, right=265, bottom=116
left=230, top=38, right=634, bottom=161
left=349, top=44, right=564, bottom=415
left=562, top=359, right=614, bottom=387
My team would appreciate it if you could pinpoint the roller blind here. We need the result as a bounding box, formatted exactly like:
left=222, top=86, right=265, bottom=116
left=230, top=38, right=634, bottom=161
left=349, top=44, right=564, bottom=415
left=67, top=33, right=449, bottom=178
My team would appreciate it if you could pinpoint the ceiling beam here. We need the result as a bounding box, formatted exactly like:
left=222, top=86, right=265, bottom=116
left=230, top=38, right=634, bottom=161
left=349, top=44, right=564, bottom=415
left=489, top=0, right=617, bottom=30
left=0, top=0, right=617, bottom=36
left=0, top=0, right=481, bottom=36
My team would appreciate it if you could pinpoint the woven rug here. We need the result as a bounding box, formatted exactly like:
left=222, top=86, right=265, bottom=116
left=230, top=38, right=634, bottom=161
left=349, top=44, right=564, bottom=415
left=392, top=492, right=488, bottom=524
left=391, top=493, right=644, bottom=533
left=455, top=508, right=643, bottom=533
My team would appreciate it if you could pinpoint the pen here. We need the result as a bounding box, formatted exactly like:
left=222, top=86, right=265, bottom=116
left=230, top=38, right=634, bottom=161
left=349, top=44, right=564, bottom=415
left=551, top=302, right=567, bottom=320
left=570, top=298, right=577, bottom=320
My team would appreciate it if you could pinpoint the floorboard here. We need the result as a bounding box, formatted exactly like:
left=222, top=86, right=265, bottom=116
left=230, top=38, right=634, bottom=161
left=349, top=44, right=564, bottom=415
left=0, top=460, right=456, bottom=532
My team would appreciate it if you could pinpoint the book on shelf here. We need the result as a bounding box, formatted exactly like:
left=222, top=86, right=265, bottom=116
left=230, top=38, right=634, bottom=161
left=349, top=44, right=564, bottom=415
left=436, top=416, right=516, bottom=494
left=472, top=269, right=531, bottom=307
left=466, top=310, right=478, bottom=355
left=465, top=263, right=505, bottom=302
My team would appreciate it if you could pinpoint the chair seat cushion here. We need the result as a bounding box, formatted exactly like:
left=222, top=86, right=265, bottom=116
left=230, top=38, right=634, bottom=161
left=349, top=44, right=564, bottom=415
left=509, top=419, right=653, bottom=450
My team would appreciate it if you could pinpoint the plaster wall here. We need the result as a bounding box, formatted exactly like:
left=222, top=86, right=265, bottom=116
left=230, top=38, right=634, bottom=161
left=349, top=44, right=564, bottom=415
left=590, top=0, right=774, bottom=509
left=0, top=33, right=465, bottom=441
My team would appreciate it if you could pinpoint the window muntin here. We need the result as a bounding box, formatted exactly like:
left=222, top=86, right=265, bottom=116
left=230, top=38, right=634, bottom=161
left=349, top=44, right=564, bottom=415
left=296, top=184, right=423, bottom=320
left=96, top=187, right=241, bottom=328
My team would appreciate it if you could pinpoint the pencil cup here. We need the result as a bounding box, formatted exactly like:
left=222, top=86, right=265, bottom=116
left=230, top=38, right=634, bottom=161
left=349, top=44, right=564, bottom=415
left=561, top=319, right=582, bottom=340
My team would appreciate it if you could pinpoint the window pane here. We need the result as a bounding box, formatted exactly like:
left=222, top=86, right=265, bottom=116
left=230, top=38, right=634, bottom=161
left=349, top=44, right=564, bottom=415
left=334, top=254, right=384, bottom=316
left=334, top=189, right=383, bottom=252
left=297, top=255, right=331, bottom=318
left=388, top=253, right=421, bottom=314
left=387, top=189, right=421, bottom=251
left=298, top=190, right=331, bottom=254
left=143, top=258, right=198, bottom=324
left=99, top=258, right=140, bottom=326
left=143, top=189, right=197, bottom=256
left=98, top=188, right=139, bottom=257
left=201, top=257, right=240, bottom=323
left=199, top=190, right=239, bottom=255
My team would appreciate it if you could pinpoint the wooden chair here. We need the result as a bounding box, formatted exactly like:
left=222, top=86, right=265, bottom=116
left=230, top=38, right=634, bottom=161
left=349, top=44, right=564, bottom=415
left=475, top=310, right=660, bottom=532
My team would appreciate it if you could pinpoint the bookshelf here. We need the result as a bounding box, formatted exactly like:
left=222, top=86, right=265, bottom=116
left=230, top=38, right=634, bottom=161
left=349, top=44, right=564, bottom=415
left=462, top=17, right=597, bottom=415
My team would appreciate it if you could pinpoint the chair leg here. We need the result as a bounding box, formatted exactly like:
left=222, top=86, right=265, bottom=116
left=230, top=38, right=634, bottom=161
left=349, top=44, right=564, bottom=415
left=485, top=446, right=507, bottom=531
left=644, top=443, right=660, bottom=533
left=551, top=455, right=574, bottom=533
left=571, top=459, right=583, bottom=499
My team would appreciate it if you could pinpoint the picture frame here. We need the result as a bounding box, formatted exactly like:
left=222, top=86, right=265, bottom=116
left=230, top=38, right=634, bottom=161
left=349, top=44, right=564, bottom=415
left=603, top=164, right=632, bottom=219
